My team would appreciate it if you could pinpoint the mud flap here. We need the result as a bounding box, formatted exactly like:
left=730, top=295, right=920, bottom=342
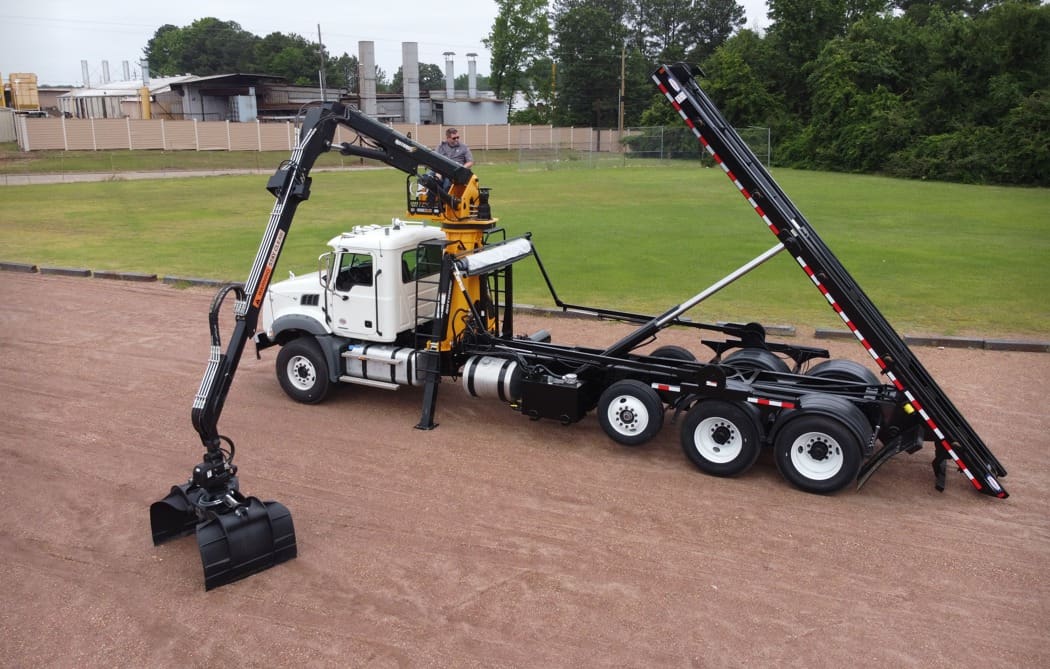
left=856, top=428, right=924, bottom=490
left=197, top=497, right=297, bottom=590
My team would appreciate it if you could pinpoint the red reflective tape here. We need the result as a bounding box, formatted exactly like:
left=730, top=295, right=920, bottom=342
left=726, top=170, right=737, bottom=182
left=749, top=397, right=797, bottom=409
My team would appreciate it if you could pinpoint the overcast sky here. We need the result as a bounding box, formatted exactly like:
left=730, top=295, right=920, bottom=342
left=1, top=0, right=770, bottom=87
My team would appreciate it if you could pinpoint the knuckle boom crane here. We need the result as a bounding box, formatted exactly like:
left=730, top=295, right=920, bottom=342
left=151, top=67, right=1007, bottom=590
left=149, top=101, right=496, bottom=589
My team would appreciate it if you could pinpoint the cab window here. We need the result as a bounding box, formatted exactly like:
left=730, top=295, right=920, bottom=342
left=335, top=253, right=373, bottom=291
left=402, top=245, right=443, bottom=283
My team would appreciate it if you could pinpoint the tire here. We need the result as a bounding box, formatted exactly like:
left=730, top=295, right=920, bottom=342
left=680, top=400, right=762, bottom=477
left=773, top=413, right=862, bottom=494
left=276, top=337, right=331, bottom=404
left=597, top=379, right=664, bottom=446
left=650, top=345, right=696, bottom=404
left=723, top=348, right=790, bottom=374
left=806, top=359, right=879, bottom=385
left=650, top=345, right=696, bottom=362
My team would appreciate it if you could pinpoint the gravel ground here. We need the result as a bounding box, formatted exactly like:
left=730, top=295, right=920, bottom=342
left=1, top=272, right=1048, bottom=667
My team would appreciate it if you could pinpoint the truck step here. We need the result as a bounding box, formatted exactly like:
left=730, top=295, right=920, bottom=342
left=339, top=375, right=400, bottom=390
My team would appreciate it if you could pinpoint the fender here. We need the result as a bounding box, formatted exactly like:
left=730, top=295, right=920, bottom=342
left=269, top=313, right=332, bottom=340
left=771, top=394, right=876, bottom=457
left=259, top=314, right=347, bottom=383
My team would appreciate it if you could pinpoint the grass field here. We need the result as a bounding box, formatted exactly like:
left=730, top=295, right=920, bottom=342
left=1, top=153, right=1047, bottom=336
left=0, top=142, right=520, bottom=174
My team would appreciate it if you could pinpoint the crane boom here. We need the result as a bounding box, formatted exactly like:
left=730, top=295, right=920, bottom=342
left=153, top=100, right=493, bottom=590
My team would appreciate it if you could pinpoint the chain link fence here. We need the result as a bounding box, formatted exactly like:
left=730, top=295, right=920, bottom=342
left=517, top=126, right=771, bottom=170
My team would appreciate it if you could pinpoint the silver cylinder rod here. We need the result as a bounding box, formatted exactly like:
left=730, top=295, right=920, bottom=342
left=657, top=242, right=785, bottom=327
left=600, top=242, right=785, bottom=358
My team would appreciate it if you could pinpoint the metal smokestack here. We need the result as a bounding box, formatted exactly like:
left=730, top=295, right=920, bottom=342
left=467, top=52, right=478, bottom=98
left=81, top=60, right=90, bottom=87
left=402, top=42, right=420, bottom=124
left=443, top=51, right=455, bottom=100
left=359, top=41, right=377, bottom=116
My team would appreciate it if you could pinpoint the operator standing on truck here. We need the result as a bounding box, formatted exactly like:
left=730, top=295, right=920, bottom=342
left=437, top=128, right=473, bottom=168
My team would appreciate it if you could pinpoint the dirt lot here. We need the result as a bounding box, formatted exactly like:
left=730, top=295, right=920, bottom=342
left=1, top=271, right=1048, bottom=667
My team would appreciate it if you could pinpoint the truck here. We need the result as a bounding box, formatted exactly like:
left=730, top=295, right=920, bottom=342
left=151, top=63, right=1008, bottom=590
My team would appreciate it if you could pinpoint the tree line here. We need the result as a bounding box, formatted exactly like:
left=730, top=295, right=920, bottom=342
left=143, top=18, right=486, bottom=95
left=145, top=3, right=1048, bottom=185
left=491, top=0, right=1048, bottom=185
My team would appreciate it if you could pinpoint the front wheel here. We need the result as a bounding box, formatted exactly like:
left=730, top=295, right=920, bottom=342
left=680, top=400, right=762, bottom=477
left=276, top=337, right=331, bottom=404
left=774, top=414, right=862, bottom=494
left=597, top=379, right=664, bottom=446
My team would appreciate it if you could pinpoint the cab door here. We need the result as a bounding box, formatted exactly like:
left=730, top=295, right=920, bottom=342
left=328, top=251, right=380, bottom=339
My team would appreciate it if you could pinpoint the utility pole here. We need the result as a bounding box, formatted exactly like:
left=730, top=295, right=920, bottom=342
left=318, top=24, right=327, bottom=102
left=618, top=44, right=626, bottom=150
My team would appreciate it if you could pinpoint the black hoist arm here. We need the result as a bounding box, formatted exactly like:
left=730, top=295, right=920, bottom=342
left=652, top=63, right=1007, bottom=498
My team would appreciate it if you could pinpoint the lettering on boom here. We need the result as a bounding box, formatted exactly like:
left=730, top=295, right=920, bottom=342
left=253, top=229, right=286, bottom=308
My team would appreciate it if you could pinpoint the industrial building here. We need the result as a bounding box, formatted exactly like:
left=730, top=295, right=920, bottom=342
left=10, top=42, right=506, bottom=125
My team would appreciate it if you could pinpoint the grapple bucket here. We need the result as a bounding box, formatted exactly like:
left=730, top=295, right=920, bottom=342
left=197, top=497, right=297, bottom=590
left=151, top=482, right=296, bottom=589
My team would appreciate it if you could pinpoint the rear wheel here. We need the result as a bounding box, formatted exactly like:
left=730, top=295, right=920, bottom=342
left=650, top=345, right=696, bottom=403
left=680, top=400, right=762, bottom=477
left=650, top=345, right=696, bottom=362
left=806, top=359, right=879, bottom=385
left=276, top=337, right=331, bottom=404
left=723, top=348, right=790, bottom=374
left=597, top=380, right=664, bottom=446
left=774, top=414, right=862, bottom=494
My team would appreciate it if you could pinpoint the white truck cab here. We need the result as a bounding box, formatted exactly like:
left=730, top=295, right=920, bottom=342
left=262, top=219, right=445, bottom=344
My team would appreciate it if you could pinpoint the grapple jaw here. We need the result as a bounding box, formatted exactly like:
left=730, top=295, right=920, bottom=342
left=150, top=472, right=297, bottom=590
left=197, top=496, right=296, bottom=590
left=150, top=483, right=201, bottom=545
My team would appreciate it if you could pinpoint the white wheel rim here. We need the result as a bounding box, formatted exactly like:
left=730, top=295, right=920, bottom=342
left=693, top=416, right=743, bottom=464
left=789, top=431, right=844, bottom=481
left=287, top=355, right=317, bottom=391
left=606, top=394, right=650, bottom=436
